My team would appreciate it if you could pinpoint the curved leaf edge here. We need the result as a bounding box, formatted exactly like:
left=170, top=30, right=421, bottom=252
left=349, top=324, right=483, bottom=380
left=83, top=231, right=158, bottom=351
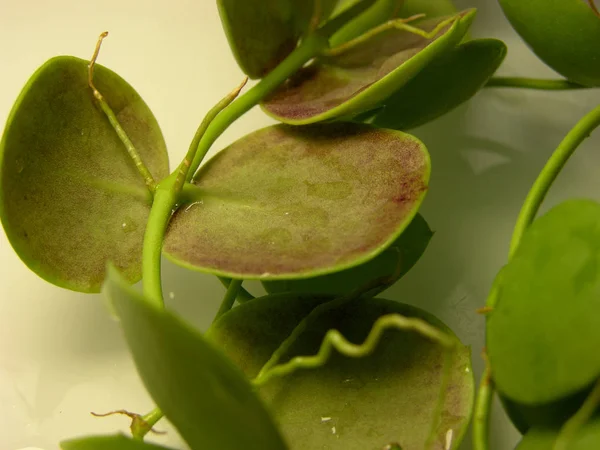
left=163, top=125, right=430, bottom=281
left=210, top=295, right=475, bottom=450
left=0, top=55, right=167, bottom=293
left=259, top=9, right=477, bottom=126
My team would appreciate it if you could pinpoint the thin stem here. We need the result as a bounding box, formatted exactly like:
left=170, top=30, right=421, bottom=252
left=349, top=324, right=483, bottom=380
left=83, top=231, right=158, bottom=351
left=326, top=13, right=427, bottom=56
left=187, top=33, right=329, bottom=181
left=474, top=103, right=600, bottom=450
left=215, top=279, right=242, bottom=320
left=253, top=313, right=455, bottom=387
left=328, top=0, right=399, bottom=47
left=472, top=361, right=494, bottom=450
left=509, top=102, right=600, bottom=258
left=554, top=377, right=600, bottom=450
left=485, top=77, right=588, bottom=91
left=174, top=78, right=248, bottom=192
left=141, top=180, right=177, bottom=307
left=217, top=277, right=255, bottom=303
left=136, top=407, right=164, bottom=440
left=88, top=31, right=156, bottom=191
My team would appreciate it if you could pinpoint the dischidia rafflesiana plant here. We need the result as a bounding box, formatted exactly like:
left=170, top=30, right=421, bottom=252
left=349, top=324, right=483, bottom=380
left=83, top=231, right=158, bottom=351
left=1, top=0, right=599, bottom=449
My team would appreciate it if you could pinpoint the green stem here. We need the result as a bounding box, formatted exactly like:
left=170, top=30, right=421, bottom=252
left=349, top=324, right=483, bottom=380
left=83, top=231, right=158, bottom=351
left=218, top=277, right=255, bottom=303
left=131, top=407, right=164, bottom=441
left=509, top=102, right=600, bottom=258
left=473, top=104, right=600, bottom=450
left=141, top=177, right=178, bottom=307
left=215, top=279, right=242, bottom=320
left=485, top=77, right=589, bottom=91
left=328, top=0, right=397, bottom=48
left=554, top=377, right=600, bottom=450
left=472, top=363, right=494, bottom=450
left=187, top=33, right=328, bottom=181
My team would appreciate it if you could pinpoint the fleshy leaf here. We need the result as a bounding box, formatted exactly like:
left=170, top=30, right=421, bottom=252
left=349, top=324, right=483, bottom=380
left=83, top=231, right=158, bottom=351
left=0, top=57, right=169, bottom=293
left=103, top=267, right=287, bottom=450
left=366, top=38, right=507, bottom=130
left=164, top=123, right=430, bottom=279
left=516, top=418, right=600, bottom=450
left=487, top=199, right=600, bottom=405
left=217, top=0, right=338, bottom=79
left=262, top=213, right=432, bottom=296
left=207, top=295, right=474, bottom=450
left=260, top=9, right=476, bottom=125
left=498, top=0, right=600, bottom=87
left=61, top=434, right=175, bottom=450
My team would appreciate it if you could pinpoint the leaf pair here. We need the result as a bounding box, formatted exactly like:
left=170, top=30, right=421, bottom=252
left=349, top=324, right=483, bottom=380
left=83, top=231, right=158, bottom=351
left=486, top=200, right=600, bottom=434
left=0, top=58, right=432, bottom=292
left=62, top=269, right=474, bottom=449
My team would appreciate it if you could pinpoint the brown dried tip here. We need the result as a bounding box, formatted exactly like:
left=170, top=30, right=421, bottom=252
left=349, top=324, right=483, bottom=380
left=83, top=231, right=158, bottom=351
left=88, top=31, right=109, bottom=96
left=91, top=409, right=165, bottom=436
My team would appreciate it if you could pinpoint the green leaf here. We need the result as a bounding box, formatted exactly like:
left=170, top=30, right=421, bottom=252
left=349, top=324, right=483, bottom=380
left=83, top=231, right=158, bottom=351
left=104, top=267, right=287, bottom=450
left=487, top=199, right=600, bottom=405
left=207, top=295, right=474, bottom=450
left=260, top=9, right=475, bottom=125
left=0, top=56, right=169, bottom=293
left=516, top=419, right=600, bottom=450
left=398, top=0, right=457, bottom=17
left=217, top=0, right=338, bottom=79
left=61, top=434, right=175, bottom=450
left=164, top=123, right=430, bottom=279
left=262, top=213, right=432, bottom=296
left=366, top=38, right=507, bottom=130
left=498, top=0, right=600, bottom=87
left=500, top=388, right=593, bottom=435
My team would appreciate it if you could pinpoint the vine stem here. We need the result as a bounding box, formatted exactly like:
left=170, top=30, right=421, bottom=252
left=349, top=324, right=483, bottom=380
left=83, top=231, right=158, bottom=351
left=473, top=102, right=600, bottom=450
left=485, top=77, right=589, bottom=91
left=215, top=279, right=243, bottom=320
left=187, top=32, right=328, bottom=181
left=186, top=0, right=376, bottom=181
left=509, top=102, right=600, bottom=258
left=88, top=31, right=156, bottom=191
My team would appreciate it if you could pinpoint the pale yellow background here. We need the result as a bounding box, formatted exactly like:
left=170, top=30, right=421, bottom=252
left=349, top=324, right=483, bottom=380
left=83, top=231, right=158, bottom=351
left=1, top=1, right=599, bottom=449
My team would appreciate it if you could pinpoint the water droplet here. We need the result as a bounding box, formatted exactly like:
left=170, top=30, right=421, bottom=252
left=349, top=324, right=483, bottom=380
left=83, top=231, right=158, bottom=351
left=331, top=426, right=336, bottom=435
left=15, top=158, right=24, bottom=174
left=260, top=272, right=272, bottom=278
left=320, top=417, right=332, bottom=423
left=80, top=129, right=85, bottom=136
left=465, top=366, right=470, bottom=373
left=121, top=217, right=138, bottom=233
left=169, top=292, right=175, bottom=299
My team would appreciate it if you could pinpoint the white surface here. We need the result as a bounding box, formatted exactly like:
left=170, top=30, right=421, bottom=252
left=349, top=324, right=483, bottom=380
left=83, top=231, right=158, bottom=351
left=1, top=1, right=599, bottom=449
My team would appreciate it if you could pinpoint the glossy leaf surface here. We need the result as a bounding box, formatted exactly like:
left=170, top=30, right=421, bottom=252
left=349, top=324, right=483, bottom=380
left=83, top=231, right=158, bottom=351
left=367, top=38, right=506, bottom=130
left=516, top=419, right=600, bottom=450
left=262, top=213, right=432, bottom=296
left=0, top=57, right=169, bottom=292
left=208, top=295, right=474, bottom=450
left=61, top=434, right=175, bottom=450
left=487, top=200, right=600, bottom=404
left=498, top=0, right=600, bottom=86
left=217, top=0, right=338, bottom=79
left=104, top=267, right=287, bottom=450
left=261, top=10, right=475, bottom=125
left=164, top=123, right=430, bottom=279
